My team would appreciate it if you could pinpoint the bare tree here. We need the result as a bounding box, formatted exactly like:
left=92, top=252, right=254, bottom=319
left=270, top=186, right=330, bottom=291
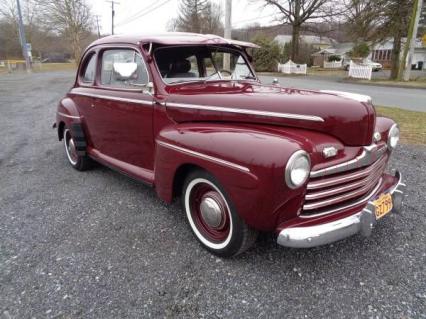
left=169, top=0, right=223, bottom=35
left=260, top=0, right=343, bottom=62
left=171, top=0, right=208, bottom=33
left=342, top=0, right=384, bottom=42
left=203, top=2, right=223, bottom=35
left=343, top=0, right=413, bottom=79
left=379, top=0, right=413, bottom=79
left=40, top=0, right=93, bottom=63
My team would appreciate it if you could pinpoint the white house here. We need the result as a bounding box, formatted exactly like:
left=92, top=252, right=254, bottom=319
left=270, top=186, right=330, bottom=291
left=371, top=38, right=425, bottom=70
left=312, top=38, right=426, bottom=70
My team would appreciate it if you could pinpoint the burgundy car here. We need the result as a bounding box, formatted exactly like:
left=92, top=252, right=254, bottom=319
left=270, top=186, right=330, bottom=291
left=55, top=33, right=405, bottom=257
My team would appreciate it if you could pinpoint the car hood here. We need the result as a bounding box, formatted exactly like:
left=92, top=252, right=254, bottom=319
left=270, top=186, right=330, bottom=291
left=164, top=81, right=376, bottom=146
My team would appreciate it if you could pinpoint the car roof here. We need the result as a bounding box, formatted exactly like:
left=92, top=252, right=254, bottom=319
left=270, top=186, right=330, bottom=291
left=89, top=32, right=259, bottom=49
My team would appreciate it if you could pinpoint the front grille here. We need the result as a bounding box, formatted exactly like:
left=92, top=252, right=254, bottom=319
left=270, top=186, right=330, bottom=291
left=302, top=150, right=388, bottom=217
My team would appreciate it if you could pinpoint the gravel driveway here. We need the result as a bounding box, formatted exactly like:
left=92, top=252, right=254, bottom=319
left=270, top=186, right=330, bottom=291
left=0, top=71, right=425, bottom=318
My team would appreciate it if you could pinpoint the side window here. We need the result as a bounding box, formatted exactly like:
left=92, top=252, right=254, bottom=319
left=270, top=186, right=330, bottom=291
left=100, top=49, right=149, bottom=88
left=82, top=54, right=96, bottom=83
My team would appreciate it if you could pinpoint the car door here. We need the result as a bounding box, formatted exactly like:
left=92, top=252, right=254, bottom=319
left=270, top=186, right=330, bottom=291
left=84, top=47, right=154, bottom=171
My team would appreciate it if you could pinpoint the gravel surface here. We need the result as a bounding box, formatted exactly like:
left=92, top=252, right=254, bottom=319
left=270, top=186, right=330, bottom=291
left=0, top=71, right=425, bottom=318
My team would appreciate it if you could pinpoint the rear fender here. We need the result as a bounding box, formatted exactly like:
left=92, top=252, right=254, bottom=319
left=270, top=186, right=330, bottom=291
left=56, top=97, right=87, bottom=155
left=56, top=97, right=82, bottom=134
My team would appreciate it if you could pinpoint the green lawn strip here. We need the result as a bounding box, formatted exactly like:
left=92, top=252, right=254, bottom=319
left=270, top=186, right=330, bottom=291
left=346, top=79, right=426, bottom=89
left=376, top=106, right=426, bottom=145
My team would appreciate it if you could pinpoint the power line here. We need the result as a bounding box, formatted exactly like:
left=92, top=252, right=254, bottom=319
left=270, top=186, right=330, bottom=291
left=114, top=0, right=173, bottom=28
left=233, top=13, right=277, bottom=26
left=114, top=0, right=158, bottom=26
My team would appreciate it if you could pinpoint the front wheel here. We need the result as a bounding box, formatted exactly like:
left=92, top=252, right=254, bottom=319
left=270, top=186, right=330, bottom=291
left=182, top=170, right=258, bottom=257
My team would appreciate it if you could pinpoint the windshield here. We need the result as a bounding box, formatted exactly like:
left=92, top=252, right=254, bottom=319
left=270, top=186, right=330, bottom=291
left=154, top=46, right=256, bottom=84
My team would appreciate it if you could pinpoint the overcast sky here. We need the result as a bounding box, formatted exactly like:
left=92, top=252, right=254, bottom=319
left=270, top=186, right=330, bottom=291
left=89, top=0, right=278, bottom=36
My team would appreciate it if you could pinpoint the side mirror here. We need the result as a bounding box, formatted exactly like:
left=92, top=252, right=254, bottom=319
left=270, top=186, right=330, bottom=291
left=272, top=78, right=279, bottom=85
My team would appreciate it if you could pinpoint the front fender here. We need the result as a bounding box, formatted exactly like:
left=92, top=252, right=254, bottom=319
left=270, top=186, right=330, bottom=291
left=154, top=123, right=308, bottom=231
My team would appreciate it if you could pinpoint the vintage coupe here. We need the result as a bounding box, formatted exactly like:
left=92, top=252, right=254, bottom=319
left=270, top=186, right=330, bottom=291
left=55, top=33, right=405, bottom=257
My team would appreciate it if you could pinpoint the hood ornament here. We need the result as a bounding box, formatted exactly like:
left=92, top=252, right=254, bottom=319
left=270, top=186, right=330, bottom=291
left=322, top=146, right=338, bottom=159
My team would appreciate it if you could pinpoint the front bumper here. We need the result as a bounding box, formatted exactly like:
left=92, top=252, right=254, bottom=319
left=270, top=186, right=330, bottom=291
left=277, top=171, right=406, bottom=248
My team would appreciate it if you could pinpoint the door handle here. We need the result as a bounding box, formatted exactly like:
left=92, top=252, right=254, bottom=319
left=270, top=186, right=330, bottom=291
left=91, top=103, right=95, bottom=108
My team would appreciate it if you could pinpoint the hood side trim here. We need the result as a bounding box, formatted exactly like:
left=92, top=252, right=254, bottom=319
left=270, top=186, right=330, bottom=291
left=166, top=102, right=324, bottom=122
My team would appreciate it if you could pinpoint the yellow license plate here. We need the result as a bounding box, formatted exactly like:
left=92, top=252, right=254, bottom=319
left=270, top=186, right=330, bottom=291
left=373, top=193, right=393, bottom=219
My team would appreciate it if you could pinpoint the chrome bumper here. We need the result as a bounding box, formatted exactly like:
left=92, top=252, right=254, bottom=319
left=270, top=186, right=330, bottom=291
left=277, top=171, right=406, bottom=248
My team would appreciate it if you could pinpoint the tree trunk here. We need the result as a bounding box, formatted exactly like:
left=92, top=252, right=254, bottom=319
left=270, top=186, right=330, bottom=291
left=390, top=32, right=402, bottom=80
left=291, top=23, right=301, bottom=62
left=71, top=32, right=82, bottom=65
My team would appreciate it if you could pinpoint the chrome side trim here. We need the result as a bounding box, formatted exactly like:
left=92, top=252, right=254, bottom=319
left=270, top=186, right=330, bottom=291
left=166, top=102, right=324, bottom=122
left=320, top=90, right=372, bottom=104
left=57, top=111, right=81, bottom=119
left=156, top=140, right=250, bottom=173
left=71, top=92, right=153, bottom=105
left=300, top=178, right=383, bottom=218
left=310, top=144, right=387, bottom=178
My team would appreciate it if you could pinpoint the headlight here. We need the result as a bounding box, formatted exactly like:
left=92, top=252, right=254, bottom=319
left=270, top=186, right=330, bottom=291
left=388, top=124, right=400, bottom=149
left=285, top=150, right=311, bottom=189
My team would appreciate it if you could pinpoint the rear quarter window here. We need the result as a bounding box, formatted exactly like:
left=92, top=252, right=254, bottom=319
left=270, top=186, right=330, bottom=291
left=81, top=54, right=97, bottom=84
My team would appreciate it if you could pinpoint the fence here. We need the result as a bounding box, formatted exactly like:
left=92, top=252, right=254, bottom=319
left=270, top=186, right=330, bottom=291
left=278, top=60, right=307, bottom=75
left=0, top=60, right=27, bottom=73
left=0, top=60, right=59, bottom=73
left=323, top=60, right=343, bottom=69
left=348, top=60, right=372, bottom=80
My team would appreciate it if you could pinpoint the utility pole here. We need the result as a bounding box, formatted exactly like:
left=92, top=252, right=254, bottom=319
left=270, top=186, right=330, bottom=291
left=402, top=0, right=423, bottom=81
left=95, top=15, right=101, bottom=38
left=16, top=0, right=31, bottom=72
left=106, top=1, right=120, bottom=35
left=223, top=0, right=232, bottom=70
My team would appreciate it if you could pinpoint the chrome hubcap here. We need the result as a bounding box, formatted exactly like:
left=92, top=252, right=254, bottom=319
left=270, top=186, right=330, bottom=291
left=64, top=129, right=78, bottom=165
left=200, top=196, right=224, bottom=229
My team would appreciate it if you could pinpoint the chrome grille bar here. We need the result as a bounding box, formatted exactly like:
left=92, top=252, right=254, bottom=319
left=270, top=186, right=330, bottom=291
left=307, top=155, right=388, bottom=190
left=305, top=163, right=386, bottom=201
left=310, top=144, right=387, bottom=178
left=303, top=176, right=382, bottom=210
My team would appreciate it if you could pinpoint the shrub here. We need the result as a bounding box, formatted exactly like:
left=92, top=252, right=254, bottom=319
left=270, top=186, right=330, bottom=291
left=251, top=36, right=281, bottom=72
left=328, top=55, right=342, bottom=62
left=348, top=42, right=370, bottom=58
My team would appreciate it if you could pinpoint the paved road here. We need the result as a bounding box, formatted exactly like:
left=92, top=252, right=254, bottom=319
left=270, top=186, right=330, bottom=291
left=0, top=71, right=425, bottom=318
left=260, top=75, right=426, bottom=112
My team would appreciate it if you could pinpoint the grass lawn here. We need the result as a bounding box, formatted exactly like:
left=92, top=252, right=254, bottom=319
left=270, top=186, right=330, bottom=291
left=32, top=62, right=76, bottom=73
left=347, top=79, right=426, bottom=89
left=376, top=106, right=426, bottom=145
left=0, top=62, right=76, bottom=75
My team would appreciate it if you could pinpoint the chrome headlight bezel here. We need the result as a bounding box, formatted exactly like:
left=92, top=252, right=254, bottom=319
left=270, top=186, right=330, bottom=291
left=285, top=150, right=311, bottom=189
left=387, top=124, right=400, bottom=149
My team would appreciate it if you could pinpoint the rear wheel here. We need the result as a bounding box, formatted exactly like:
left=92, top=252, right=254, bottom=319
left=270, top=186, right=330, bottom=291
left=182, top=170, right=258, bottom=257
left=63, top=128, right=92, bottom=171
